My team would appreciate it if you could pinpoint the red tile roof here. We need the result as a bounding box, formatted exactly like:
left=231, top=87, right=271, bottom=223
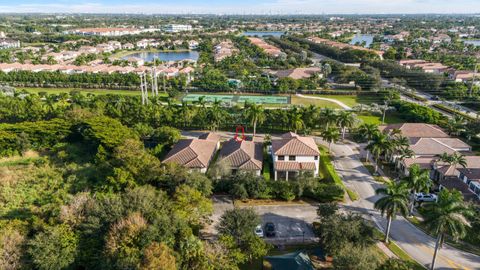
left=163, top=133, right=219, bottom=169
left=275, top=161, right=316, bottom=171
left=218, top=139, right=263, bottom=170
left=272, top=132, right=320, bottom=156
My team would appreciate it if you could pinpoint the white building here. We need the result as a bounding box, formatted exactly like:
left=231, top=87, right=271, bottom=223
left=270, top=132, right=320, bottom=181
left=164, top=24, right=193, bottom=33
left=0, top=39, right=20, bottom=49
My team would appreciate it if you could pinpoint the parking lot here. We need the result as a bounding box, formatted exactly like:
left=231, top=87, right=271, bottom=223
left=254, top=205, right=318, bottom=244
left=207, top=196, right=318, bottom=244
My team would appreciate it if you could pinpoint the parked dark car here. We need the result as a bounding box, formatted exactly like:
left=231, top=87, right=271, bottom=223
left=265, top=222, right=276, bottom=237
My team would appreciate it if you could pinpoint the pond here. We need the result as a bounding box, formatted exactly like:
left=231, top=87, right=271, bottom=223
left=463, top=40, right=480, bottom=47
left=350, top=34, right=375, bottom=48
left=121, top=51, right=199, bottom=62
left=242, top=31, right=285, bottom=38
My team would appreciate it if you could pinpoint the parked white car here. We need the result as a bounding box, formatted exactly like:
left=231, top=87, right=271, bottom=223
left=414, top=193, right=438, bottom=202
left=255, top=225, right=264, bottom=238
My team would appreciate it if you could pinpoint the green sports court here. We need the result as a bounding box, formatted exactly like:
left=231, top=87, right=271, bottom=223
left=182, top=94, right=290, bottom=105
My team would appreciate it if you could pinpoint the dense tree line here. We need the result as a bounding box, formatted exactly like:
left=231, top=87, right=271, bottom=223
left=0, top=70, right=141, bottom=89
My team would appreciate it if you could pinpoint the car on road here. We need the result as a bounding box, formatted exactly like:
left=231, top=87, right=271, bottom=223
left=264, top=222, right=276, bottom=237
left=414, top=193, right=438, bottom=202
left=255, top=225, right=264, bottom=238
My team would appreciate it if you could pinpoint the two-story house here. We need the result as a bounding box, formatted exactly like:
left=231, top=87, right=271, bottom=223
left=270, top=132, right=320, bottom=181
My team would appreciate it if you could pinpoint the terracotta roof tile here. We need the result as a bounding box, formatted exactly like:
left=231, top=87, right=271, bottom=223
left=218, top=139, right=263, bottom=170
left=163, top=136, right=218, bottom=169
left=379, top=123, right=449, bottom=138
left=275, top=161, right=316, bottom=171
left=272, top=133, right=319, bottom=156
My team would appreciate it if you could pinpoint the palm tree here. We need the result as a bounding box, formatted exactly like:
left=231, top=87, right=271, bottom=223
left=436, top=152, right=467, bottom=172
left=319, top=108, right=337, bottom=129
left=403, top=164, right=432, bottom=215
left=320, top=126, right=340, bottom=152
left=445, top=115, right=465, bottom=136
left=289, top=107, right=304, bottom=133
left=374, top=181, right=410, bottom=243
left=207, top=100, right=224, bottom=131
left=357, top=123, right=380, bottom=161
left=336, top=111, right=357, bottom=140
left=178, top=101, right=193, bottom=128
left=366, top=133, right=393, bottom=173
left=244, top=102, right=265, bottom=137
left=423, top=189, right=473, bottom=270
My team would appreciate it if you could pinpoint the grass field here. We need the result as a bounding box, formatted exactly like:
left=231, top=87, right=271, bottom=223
left=18, top=87, right=144, bottom=96
left=358, top=113, right=404, bottom=125
left=312, top=94, right=384, bottom=107
left=291, top=95, right=342, bottom=109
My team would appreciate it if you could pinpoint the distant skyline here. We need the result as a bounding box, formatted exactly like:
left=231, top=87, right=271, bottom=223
left=0, top=0, right=479, bottom=14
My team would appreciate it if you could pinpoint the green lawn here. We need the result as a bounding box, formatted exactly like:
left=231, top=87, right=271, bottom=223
left=357, top=113, right=404, bottom=125
left=312, top=95, right=384, bottom=108
left=18, top=87, right=145, bottom=97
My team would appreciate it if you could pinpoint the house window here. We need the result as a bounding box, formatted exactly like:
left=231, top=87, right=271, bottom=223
left=278, top=156, right=285, bottom=161
left=289, top=156, right=296, bottom=161
left=314, top=156, right=318, bottom=160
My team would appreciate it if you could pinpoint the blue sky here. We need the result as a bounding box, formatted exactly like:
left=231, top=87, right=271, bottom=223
left=0, top=0, right=479, bottom=14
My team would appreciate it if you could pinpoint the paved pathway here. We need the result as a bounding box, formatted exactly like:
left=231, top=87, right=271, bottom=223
left=296, top=94, right=352, bottom=110
left=322, top=139, right=480, bottom=270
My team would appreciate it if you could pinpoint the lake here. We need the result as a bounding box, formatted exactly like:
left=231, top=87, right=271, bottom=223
left=122, top=51, right=199, bottom=62
left=463, top=40, right=480, bottom=47
left=242, top=31, right=285, bottom=38
left=350, top=34, right=375, bottom=48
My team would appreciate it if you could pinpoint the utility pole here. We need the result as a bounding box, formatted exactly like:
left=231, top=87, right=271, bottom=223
left=469, top=64, right=478, bottom=98
left=140, top=73, right=145, bottom=105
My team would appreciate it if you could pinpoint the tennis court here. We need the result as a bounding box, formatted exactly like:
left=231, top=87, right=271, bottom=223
left=182, top=94, right=290, bottom=105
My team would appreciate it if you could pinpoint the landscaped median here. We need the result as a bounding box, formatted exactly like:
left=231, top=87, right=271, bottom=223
left=318, top=146, right=359, bottom=201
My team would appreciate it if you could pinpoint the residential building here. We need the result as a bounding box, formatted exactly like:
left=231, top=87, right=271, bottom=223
left=270, top=132, right=320, bottom=181
left=66, top=28, right=141, bottom=36
left=163, top=133, right=220, bottom=173
left=0, top=38, right=20, bottom=49
left=217, top=139, right=263, bottom=176
left=164, top=24, right=193, bottom=33
left=434, top=156, right=480, bottom=201
left=248, top=37, right=283, bottom=57
left=380, top=123, right=471, bottom=175
left=267, top=67, right=322, bottom=80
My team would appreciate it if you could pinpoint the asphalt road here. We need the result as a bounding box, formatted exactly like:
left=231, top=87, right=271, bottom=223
left=186, top=130, right=480, bottom=269
left=323, top=139, right=480, bottom=270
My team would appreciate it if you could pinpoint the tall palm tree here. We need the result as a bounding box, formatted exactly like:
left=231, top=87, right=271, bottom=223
left=319, top=107, right=337, bottom=130
left=178, top=101, right=193, bottom=128
left=207, top=100, right=224, bottom=131
left=301, top=104, right=320, bottom=129
left=366, top=133, right=393, bottom=173
left=244, top=102, right=265, bottom=137
left=374, top=181, right=410, bottom=243
left=336, top=111, right=357, bottom=140
left=357, top=123, right=380, bottom=161
left=320, top=126, right=340, bottom=152
left=423, top=189, right=474, bottom=270
left=289, top=107, right=304, bottom=133
left=403, top=164, right=432, bottom=215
